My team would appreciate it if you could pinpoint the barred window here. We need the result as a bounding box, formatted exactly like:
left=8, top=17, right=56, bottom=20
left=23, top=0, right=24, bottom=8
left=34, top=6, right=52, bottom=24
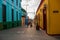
left=12, top=0, right=14, bottom=3
left=16, top=0, right=18, bottom=6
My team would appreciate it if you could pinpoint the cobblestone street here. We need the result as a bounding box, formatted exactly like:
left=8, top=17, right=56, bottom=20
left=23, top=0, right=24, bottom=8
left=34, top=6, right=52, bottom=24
left=0, top=26, right=60, bottom=40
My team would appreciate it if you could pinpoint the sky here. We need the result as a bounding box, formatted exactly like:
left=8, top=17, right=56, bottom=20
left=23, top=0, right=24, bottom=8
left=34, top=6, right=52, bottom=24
left=21, top=0, right=41, bottom=19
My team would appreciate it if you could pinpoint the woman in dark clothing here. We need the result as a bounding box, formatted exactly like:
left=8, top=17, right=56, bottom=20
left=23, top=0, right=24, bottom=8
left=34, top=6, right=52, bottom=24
left=30, top=22, right=32, bottom=27
left=36, top=23, right=40, bottom=30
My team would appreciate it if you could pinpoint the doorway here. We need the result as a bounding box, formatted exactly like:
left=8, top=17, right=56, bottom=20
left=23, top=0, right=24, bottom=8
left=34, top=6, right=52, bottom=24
left=12, top=9, right=14, bottom=27
left=16, top=11, right=19, bottom=26
left=43, top=7, right=47, bottom=30
left=2, top=4, right=7, bottom=29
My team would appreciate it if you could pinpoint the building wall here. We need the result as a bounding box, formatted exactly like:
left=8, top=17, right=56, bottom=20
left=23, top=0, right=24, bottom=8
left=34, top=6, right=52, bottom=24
left=48, top=0, right=60, bottom=34
left=0, top=0, right=22, bottom=30
left=36, top=0, right=48, bottom=29
left=36, top=0, right=60, bottom=35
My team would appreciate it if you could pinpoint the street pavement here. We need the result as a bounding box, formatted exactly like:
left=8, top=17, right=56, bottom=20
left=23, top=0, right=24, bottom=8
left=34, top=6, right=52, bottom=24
left=0, top=26, right=60, bottom=40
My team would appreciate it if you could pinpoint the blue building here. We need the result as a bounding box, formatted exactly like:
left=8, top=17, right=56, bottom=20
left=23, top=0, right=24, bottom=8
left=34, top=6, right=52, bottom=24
left=0, top=0, right=22, bottom=30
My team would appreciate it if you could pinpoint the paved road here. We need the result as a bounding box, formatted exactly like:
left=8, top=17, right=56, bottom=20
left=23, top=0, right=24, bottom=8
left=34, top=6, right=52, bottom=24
left=0, top=26, right=60, bottom=40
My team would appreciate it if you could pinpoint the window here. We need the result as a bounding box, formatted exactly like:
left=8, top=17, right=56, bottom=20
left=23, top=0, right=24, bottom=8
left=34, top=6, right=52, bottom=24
left=16, top=0, right=18, bottom=6
left=12, top=0, right=14, bottom=3
left=2, top=4, right=6, bottom=22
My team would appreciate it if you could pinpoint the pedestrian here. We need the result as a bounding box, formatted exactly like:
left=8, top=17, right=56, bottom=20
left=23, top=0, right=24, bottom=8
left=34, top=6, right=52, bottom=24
left=36, top=23, right=39, bottom=30
left=30, top=22, right=32, bottom=28
left=25, top=18, right=28, bottom=27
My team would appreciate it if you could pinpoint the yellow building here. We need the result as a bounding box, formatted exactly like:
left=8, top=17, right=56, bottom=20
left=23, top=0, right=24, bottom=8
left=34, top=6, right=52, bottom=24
left=36, top=0, right=60, bottom=35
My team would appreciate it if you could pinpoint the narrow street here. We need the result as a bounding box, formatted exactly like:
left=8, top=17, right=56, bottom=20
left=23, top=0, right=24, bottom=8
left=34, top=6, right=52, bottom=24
left=0, top=0, right=60, bottom=40
left=0, top=25, right=60, bottom=40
